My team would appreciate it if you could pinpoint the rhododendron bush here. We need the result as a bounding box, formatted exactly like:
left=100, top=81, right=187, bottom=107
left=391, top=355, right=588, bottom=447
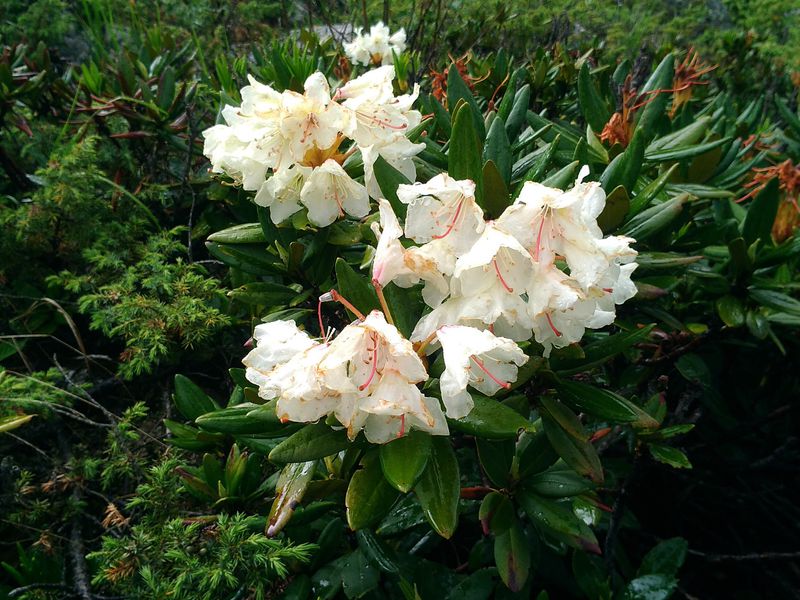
left=172, top=44, right=800, bottom=596
left=4, top=9, right=800, bottom=598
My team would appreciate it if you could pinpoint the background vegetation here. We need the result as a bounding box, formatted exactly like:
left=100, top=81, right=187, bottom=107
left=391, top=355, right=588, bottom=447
left=1, top=1, right=799, bottom=599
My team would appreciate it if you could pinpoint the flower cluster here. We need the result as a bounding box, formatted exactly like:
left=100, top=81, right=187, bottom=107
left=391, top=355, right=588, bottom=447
left=243, top=311, right=526, bottom=443
left=372, top=168, right=639, bottom=356
left=344, top=21, right=406, bottom=67
left=202, top=66, right=422, bottom=227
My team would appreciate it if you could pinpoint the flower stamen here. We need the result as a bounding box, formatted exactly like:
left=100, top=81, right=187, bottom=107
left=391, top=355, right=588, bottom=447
left=545, top=313, right=562, bottom=337
left=493, top=259, right=514, bottom=293
left=358, top=334, right=379, bottom=391
left=470, top=356, right=511, bottom=389
left=432, top=198, right=465, bottom=240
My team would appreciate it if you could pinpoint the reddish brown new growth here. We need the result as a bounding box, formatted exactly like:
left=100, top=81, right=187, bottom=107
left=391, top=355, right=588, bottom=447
left=738, top=160, right=800, bottom=243
left=599, top=75, right=658, bottom=148
left=430, top=53, right=486, bottom=106
left=669, top=48, right=716, bottom=117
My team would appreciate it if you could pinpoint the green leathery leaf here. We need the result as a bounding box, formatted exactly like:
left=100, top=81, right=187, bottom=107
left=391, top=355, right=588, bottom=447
left=597, top=185, right=630, bottom=233
left=504, top=83, right=531, bottom=142
left=648, top=444, right=692, bottom=469
left=448, top=394, right=530, bottom=439
left=346, top=451, right=399, bottom=530
left=379, top=430, right=431, bottom=492
left=227, top=282, right=299, bottom=306
left=356, top=529, right=401, bottom=574
left=742, top=178, right=779, bottom=245
left=628, top=164, right=678, bottom=217
left=749, top=288, right=800, bottom=317
left=639, top=537, right=688, bottom=578
left=542, top=160, right=580, bottom=189
left=447, top=67, right=485, bottom=139
left=484, top=117, right=512, bottom=184
left=551, top=324, right=655, bottom=375
left=482, top=160, right=511, bottom=219
left=267, top=460, right=316, bottom=536
left=415, top=436, right=460, bottom=538
left=195, top=403, right=282, bottom=435
left=476, top=438, right=515, bottom=487
left=525, top=468, right=591, bottom=498
left=449, top=103, right=484, bottom=203
left=372, top=154, right=412, bottom=218
left=480, top=492, right=514, bottom=535
left=624, top=574, right=677, bottom=600
left=519, top=491, right=600, bottom=553
left=646, top=117, right=710, bottom=153
left=334, top=257, right=380, bottom=317
left=518, top=134, right=560, bottom=188
left=269, top=423, right=353, bottom=463
left=207, top=222, right=266, bottom=244
left=539, top=397, right=588, bottom=441
left=621, top=195, right=686, bottom=241
left=539, top=407, right=604, bottom=483
left=644, top=136, right=731, bottom=162
left=205, top=241, right=286, bottom=275
left=601, top=128, right=644, bottom=193
left=635, top=54, right=674, bottom=142
left=556, top=380, right=659, bottom=428
left=516, top=430, right=559, bottom=479
left=578, top=63, right=611, bottom=133
left=494, top=520, right=531, bottom=592
left=174, top=374, right=219, bottom=421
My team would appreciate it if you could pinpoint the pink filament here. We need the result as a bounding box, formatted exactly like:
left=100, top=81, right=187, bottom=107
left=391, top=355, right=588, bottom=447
left=471, top=356, right=511, bottom=389
left=533, top=216, right=546, bottom=262
left=317, top=299, right=328, bottom=344
left=357, top=109, right=408, bottom=130
left=545, top=313, right=562, bottom=337
left=432, top=198, right=464, bottom=240
left=398, top=414, right=406, bottom=438
left=493, top=260, right=514, bottom=293
left=358, top=336, right=379, bottom=391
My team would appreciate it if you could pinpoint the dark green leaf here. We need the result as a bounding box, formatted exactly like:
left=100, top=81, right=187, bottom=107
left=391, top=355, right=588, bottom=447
left=450, top=103, right=484, bottom=203
left=578, top=63, right=611, bottom=133
left=494, top=521, right=531, bottom=592
left=335, top=258, right=380, bottom=317
left=649, top=444, right=692, bottom=469
left=269, top=423, right=353, bottom=463
left=373, top=155, right=412, bottom=218
left=639, top=537, right=688, bottom=578
left=415, top=436, right=460, bottom=538
left=556, top=380, right=659, bottom=428
left=267, top=461, right=315, bottom=536
left=448, top=394, right=530, bottom=439
left=484, top=117, right=512, bottom=184
left=379, top=430, right=431, bottom=492
left=346, top=451, right=399, bottom=530
left=173, top=374, right=218, bottom=421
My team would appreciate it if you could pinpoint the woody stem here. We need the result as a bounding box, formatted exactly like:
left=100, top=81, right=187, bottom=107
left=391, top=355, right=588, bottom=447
left=372, top=280, right=395, bottom=326
left=330, top=290, right=366, bottom=321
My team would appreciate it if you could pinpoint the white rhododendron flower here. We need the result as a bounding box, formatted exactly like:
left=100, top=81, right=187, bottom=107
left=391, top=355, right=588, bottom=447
left=203, top=67, right=422, bottom=227
left=436, top=325, right=528, bottom=419
left=242, top=312, right=450, bottom=444
left=344, top=21, right=406, bottom=67
left=300, top=159, right=370, bottom=226
left=371, top=200, right=449, bottom=305
left=242, top=320, right=318, bottom=398
left=254, top=163, right=310, bottom=224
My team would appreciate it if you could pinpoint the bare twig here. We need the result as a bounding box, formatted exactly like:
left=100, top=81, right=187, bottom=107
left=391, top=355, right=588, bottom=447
left=687, top=548, right=800, bottom=562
